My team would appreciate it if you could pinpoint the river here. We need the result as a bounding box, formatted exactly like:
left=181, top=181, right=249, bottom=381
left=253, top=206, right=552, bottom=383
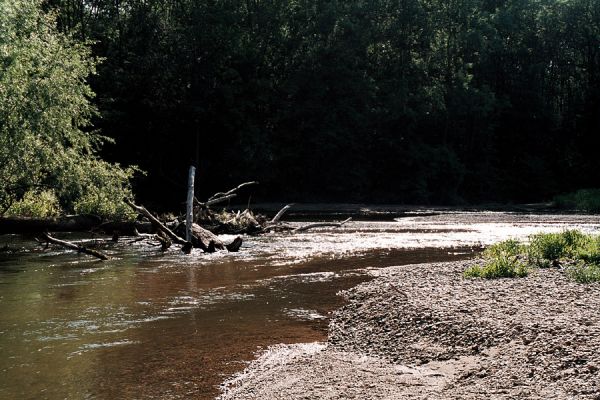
left=1, top=209, right=598, bottom=399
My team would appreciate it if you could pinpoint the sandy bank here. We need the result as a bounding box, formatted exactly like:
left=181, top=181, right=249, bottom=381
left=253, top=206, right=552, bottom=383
left=219, top=261, right=600, bottom=399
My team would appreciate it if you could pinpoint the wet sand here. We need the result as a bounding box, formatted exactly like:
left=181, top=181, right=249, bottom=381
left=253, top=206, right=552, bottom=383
left=219, top=260, right=600, bottom=399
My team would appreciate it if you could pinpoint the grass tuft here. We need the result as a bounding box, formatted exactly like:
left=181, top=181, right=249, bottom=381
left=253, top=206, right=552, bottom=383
left=465, top=230, right=600, bottom=282
left=566, top=262, right=600, bottom=283
left=465, top=239, right=529, bottom=279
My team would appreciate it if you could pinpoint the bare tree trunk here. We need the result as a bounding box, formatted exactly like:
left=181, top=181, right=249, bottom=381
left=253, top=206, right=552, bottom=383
left=186, top=166, right=196, bottom=242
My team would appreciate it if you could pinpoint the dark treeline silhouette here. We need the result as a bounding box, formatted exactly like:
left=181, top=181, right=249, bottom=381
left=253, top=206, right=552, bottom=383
left=47, top=0, right=600, bottom=208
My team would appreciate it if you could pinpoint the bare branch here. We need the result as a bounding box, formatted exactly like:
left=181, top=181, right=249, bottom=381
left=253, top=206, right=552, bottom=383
left=42, top=232, right=109, bottom=260
left=293, top=217, right=352, bottom=233
left=270, top=203, right=295, bottom=224
left=208, top=181, right=259, bottom=201
left=124, top=198, right=192, bottom=253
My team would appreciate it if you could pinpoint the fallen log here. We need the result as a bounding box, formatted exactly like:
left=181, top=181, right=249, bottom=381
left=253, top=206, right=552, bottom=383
left=175, top=222, right=243, bottom=253
left=0, top=215, right=102, bottom=235
left=0, top=215, right=155, bottom=236
left=293, top=217, right=352, bottom=233
left=96, top=221, right=154, bottom=236
left=124, top=198, right=192, bottom=253
left=179, top=223, right=223, bottom=253
left=41, top=232, right=109, bottom=260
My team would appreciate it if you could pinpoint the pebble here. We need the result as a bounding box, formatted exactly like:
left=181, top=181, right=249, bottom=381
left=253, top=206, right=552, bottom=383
left=328, top=260, right=600, bottom=399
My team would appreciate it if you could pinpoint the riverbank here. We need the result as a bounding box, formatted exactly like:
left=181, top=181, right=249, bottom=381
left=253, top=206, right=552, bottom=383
left=219, top=260, right=600, bottom=399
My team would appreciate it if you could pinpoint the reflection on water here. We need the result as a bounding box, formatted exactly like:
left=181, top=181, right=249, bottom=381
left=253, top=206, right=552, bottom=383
left=0, top=212, right=599, bottom=399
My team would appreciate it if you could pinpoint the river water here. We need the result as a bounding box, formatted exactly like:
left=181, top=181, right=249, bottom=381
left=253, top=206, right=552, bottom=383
left=1, top=210, right=598, bottom=399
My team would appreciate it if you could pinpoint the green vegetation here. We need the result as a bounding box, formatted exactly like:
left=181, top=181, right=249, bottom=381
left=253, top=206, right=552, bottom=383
left=39, top=0, right=600, bottom=206
left=466, top=231, right=600, bottom=282
left=566, top=263, right=600, bottom=284
left=464, top=240, right=528, bottom=278
left=5, top=190, right=61, bottom=218
left=554, top=189, right=600, bottom=214
left=0, top=0, right=137, bottom=219
left=3, top=0, right=600, bottom=213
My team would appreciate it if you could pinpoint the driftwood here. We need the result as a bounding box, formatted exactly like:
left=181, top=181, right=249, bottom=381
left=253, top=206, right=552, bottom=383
left=96, top=221, right=154, bottom=236
left=226, top=236, right=243, bottom=252
left=174, top=222, right=243, bottom=253
left=209, top=181, right=258, bottom=201
left=124, top=198, right=192, bottom=253
left=0, top=215, right=102, bottom=235
left=293, top=217, right=352, bottom=233
left=191, top=223, right=224, bottom=252
left=130, top=229, right=171, bottom=251
left=195, top=193, right=237, bottom=208
left=194, top=181, right=258, bottom=208
left=269, top=204, right=294, bottom=224
left=0, top=215, right=154, bottom=236
left=41, top=232, right=109, bottom=260
left=69, top=236, right=119, bottom=247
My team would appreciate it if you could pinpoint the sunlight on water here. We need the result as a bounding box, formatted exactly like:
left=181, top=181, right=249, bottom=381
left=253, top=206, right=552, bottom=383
left=0, top=211, right=599, bottom=399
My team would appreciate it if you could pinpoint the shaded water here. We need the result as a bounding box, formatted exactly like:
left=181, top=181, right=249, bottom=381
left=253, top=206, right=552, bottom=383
left=1, top=211, right=599, bottom=399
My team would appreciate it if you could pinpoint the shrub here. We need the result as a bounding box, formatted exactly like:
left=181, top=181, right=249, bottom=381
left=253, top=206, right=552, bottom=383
left=527, top=230, right=591, bottom=267
left=465, top=239, right=528, bottom=279
left=483, top=239, right=523, bottom=259
left=566, top=262, right=600, bottom=283
left=464, top=256, right=528, bottom=279
left=466, top=231, right=600, bottom=282
left=554, top=189, right=600, bottom=213
left=573, top=235, right=600, bottom=264
left=5, top=190, right=62, bottom=218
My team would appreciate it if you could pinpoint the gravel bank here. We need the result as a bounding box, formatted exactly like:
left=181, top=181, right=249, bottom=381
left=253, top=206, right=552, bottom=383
left=219, top=261, right=600, bottom=399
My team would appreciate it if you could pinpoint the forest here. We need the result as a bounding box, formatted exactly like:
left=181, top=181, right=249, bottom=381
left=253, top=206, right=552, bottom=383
left=2, top=0, right=600, bottom=217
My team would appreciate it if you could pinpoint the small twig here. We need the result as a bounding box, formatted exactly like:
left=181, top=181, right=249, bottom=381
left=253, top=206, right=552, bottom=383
left=388, top=283, right=408, bottom=299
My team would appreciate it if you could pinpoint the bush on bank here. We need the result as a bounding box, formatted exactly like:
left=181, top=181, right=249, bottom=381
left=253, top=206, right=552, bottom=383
left=465, top=230, right=600, bottom=283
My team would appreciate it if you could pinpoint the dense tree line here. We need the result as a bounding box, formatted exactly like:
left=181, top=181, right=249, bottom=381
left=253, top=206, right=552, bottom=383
left=45, top=0, right=600, bottom=207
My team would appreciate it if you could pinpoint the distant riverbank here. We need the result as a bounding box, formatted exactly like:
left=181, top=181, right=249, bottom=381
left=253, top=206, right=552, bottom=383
left=219, top=260, right=600, bottom=399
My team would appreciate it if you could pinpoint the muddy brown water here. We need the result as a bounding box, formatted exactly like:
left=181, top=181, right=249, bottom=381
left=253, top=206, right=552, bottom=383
left=1, top=211, right=599, bottom=399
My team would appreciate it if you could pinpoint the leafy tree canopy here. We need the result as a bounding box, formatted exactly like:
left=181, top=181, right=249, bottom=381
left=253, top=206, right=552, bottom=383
left=0, top=0, right=136, bottom=219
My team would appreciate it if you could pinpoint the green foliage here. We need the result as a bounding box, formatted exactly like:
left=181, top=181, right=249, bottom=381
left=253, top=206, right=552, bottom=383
left=468, top=231, right=600, bottom=283
left=572, top=235, right=600, bottom=265
left=5, top=190, right=61, bottom=218
left=483, top=239, right=524, bottom=260
left=35, top=0, right=600, bottom=205
left=465, top=239, right=528, bottom=279
left=566, top=262, right=600, bottom=284
left=527, top=230, right=589, bottom=267
left=0, top=0, right=136, bottom=220
left=464, top=257, right=529, bottom=279
left=554, top=189, right=600, bottom=213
